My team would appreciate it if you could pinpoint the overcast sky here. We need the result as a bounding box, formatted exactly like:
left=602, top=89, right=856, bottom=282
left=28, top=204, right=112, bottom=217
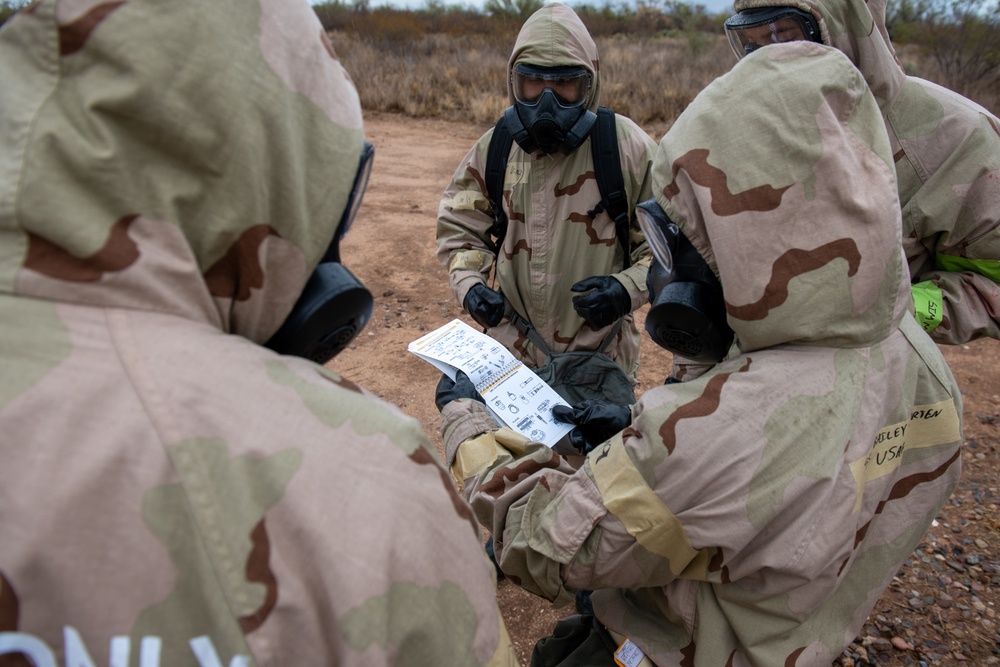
left=358, top=0, right=737, bottom=17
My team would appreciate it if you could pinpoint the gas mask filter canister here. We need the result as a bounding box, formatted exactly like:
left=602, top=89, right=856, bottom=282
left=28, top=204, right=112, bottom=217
left=636, top=199, right=735, bottom=363
left=265, top=142, right=376, bottom=365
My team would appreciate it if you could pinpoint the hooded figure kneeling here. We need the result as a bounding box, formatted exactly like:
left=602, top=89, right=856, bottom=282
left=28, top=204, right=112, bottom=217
left=436, top=41, right=963, bottom=666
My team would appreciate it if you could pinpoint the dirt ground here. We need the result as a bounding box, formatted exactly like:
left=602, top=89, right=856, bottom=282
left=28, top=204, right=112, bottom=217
left=330, top=112, right=1000, bottom=666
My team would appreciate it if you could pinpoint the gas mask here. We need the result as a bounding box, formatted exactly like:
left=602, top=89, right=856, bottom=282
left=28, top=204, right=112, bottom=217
left=724, top=6, right=821, bottom=59
left=506, top=63, right=596, bottom=155
left=636, top=199, right=734, bottom=363
left=265, top=141, right=375, bottom=365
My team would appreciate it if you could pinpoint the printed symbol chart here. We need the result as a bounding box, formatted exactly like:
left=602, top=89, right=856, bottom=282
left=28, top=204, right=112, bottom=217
left=408, top=319, right=573, bottom=447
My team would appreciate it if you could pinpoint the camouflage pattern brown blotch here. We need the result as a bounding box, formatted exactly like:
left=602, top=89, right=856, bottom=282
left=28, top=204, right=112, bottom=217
left=0, top=0, right=516, bottom=664
left=733, top=0, right=1000, bottom=345
left=436, top=2, right=657, bottom=380
left=442, top=43, right=963, bottom=666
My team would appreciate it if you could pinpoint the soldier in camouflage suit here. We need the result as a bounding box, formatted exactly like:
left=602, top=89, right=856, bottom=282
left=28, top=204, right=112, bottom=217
left=651, top=0, right=1000, bottom=388
left=0, top=1, right=516, bottom=665
left=670, top=0, right=1000, bottom=383
left=438, top=43, right=964, bottom=666
left=435, top=3, right=657, bottom=388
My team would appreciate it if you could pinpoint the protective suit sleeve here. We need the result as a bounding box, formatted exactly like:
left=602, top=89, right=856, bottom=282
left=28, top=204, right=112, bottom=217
left=899, top=108, right=1000, bottom=345
left=441, top=387, right=715, bottom=605
left=913, top=264, right=1000, bottom=344
left=436, top=130, right=500, bottom=308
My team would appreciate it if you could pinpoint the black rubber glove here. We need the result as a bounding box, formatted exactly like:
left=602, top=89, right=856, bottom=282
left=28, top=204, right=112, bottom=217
left=434, top=371, right=484, bottom=412
left=552, top=399, right=632, bottom=454
left=571, top=276, right=631, bottom=328
left=463, top=283, right=505, bottom=329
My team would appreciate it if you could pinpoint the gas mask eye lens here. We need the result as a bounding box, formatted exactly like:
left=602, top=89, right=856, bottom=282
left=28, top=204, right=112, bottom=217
left=336, top=141, right=375, bottom=243
left=636, top=200, right=675, bottom=275
left=512, top=64, right=591, bottom=107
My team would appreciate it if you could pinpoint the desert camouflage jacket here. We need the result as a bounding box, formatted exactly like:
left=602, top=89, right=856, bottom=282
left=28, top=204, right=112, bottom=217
left=441, top=44, right=963, bottom=666
left=436, top=3, right=657, bottom=381
left=0, top=2, right=514, bottom=666
left=735, top=0, right=1000, bottom=345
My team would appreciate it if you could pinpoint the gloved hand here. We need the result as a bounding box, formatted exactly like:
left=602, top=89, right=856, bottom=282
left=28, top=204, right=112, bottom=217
left=463, top=283, right=505, bottom=329
left=571, top=276, right=631, bottom=328
left=552, top=399, right=631, bottom=454
left=435, top=371, right=484, bottom=412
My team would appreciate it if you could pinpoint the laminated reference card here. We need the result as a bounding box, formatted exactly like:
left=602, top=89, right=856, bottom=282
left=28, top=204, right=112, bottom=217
left=408, top=319, right=573, bottom=448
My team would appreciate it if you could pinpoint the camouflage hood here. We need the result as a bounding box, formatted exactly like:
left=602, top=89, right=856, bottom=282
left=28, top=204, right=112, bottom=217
left=733, top=0, right=905, bottom=110
left=652, top=42, right=910, bottom=353
left=506, top=2, right=601, bottom=112
left=0, top=0, right=365, bottom=344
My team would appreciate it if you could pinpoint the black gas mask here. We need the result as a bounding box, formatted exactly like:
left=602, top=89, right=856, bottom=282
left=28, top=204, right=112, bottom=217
left=506, top=63, right=597, bottom=155
left=636, top=199, right=734, bottom=363
left=265, top=141, right=375, bottom=365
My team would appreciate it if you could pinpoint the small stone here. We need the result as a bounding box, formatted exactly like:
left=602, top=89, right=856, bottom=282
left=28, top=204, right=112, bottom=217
left=872, top=637, right=893, bottom=651
left=891, top=636, right=913, bottom=651
left=947, top=560, right=966, bottom=572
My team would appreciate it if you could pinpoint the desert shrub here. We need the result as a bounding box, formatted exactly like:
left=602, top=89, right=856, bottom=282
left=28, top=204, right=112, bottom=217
left=333, top=26, right=734, bottom=135
left=597, top=33, right=734, bottom=138
left=887, top=0, right=1000, bottom=112
left=484, top=0, right=545, bottom=21
left=335, top=29, right=510, bottom=124
left=0, top=0, right=29, bottom=25
left=313, top=1, right=356, bottom=31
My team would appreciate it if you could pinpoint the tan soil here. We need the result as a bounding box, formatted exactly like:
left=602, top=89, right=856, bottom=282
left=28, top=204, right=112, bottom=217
left=330, top=112, right=1000, bottom=666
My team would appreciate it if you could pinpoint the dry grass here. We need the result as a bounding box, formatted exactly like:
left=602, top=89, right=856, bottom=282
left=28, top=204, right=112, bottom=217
left=334, top=28, right=998, bottom=141
left=335, top=30, right=736, bottom=138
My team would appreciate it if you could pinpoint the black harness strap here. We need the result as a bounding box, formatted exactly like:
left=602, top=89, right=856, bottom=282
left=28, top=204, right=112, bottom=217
left=484, top=107, right=633, bottom=349
left=485, top=107, right=631, bottom=269
left=586, top=107, right=631, bottom=270
left=484, top=118, right=514, bottom=256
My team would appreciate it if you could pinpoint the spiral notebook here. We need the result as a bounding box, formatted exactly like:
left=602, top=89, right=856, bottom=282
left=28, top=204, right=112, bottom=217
left=408, top=319, right=573, bottom=447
